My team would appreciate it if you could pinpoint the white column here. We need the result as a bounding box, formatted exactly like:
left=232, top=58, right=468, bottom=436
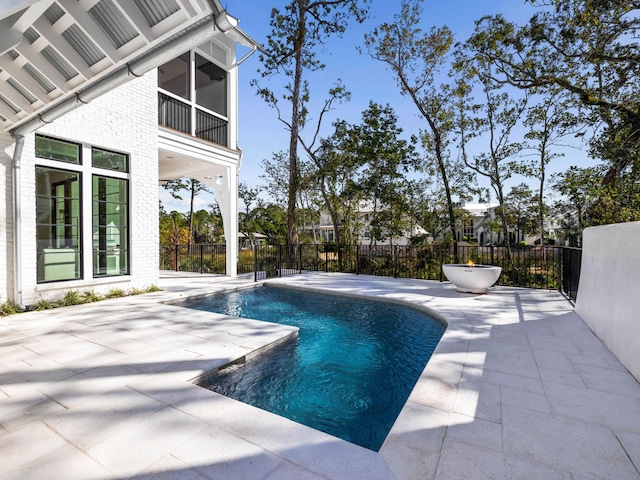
left=206, top=165, right=238, bottom=277
left=225, top=164, right=238, bottom=276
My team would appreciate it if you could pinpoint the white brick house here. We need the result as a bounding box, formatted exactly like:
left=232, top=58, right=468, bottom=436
left=0, top=0, right=257, bottom=307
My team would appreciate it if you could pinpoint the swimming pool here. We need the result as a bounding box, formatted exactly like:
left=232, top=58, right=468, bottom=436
left=184, top=285, right=446, bottom=451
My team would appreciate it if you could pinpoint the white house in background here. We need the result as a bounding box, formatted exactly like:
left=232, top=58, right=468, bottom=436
left=546, top=205, right=582, bottom=247
left=456, top=202, right=529, bottom=245
left=0, top=0, right=257, bottom=308
left=306, top=201, right=428, bottom=246
left=456, top=202, right=499, bottom=244
left=239, top=232, right=267, bottom=248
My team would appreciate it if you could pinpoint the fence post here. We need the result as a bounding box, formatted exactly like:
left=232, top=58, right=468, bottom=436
left=546, top=246, right=551, bottom=290
left=394, top=245, right=398, bottom=278
left=252, top=245, right=255, bottom=281
left=174, top=245, right=179, bottom=272
left=199, top=244, right=204, bottom=273
left=557, top=247, right=563, bottom=293
left=356, top=245, right=359, bottom=275
left=439, top=245, right=444, bottom=282
left=490, top=245, right=494, bottom=266
left=279, top=245, right=283, bottom=277
left=315, top=243, right=319, bottom=272
left=299, top=244, right=302, bottom=274
left=325, top=247, right=328, bottom=272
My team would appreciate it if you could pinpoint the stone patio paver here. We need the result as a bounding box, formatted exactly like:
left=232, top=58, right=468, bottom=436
left=0, top=272, right=639, bottom=479
left=502, top=403, right=638, bottom=479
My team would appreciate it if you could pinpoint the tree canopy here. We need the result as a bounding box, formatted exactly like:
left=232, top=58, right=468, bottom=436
left=253, top=0, right=371, bottom=246
left=467, top=0, right=640, bottom=224
left=162, top=0, right=640, bottom=247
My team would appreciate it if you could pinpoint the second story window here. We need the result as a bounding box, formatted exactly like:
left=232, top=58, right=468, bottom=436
left=195, top=53, right=226, bottom=117
left=158, top=49, right=229, bottom=146
left=158, top=53, right=190, bottom=100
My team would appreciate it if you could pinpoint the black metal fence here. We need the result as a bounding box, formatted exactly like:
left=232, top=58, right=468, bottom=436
left=159, top=244, right=227, bottom=274
left=559, top=247, right=582, bottom=302
left=160, top=243, right=582, bottom=301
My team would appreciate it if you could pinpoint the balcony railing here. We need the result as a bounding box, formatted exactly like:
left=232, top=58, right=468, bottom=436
left=158, top=92, right=228, bottom=147
left=195, top=108, right=227, bottom=145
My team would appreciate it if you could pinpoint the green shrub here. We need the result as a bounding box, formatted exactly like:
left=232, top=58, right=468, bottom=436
left=106, top=288, right=126, bottom=298
left=29, top=298, right=59, bottom=311
left=81, top=290, right=104, bottom=303
left=61, top=290, right=84, bottom=306
left=0, top=300, right=21, bottom=316
left=24, top=285, right=164, bottom=313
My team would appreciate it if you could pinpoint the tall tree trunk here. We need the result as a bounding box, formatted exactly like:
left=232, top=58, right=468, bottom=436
left=287, top=1, right=306, bottom=250
left=399, top=75, right=457, bottom=254
left=433, top=125, right=458, bottom=262
left=538, top=158, right=546, bottom=261
left=496, top=184, right=509, bottom=249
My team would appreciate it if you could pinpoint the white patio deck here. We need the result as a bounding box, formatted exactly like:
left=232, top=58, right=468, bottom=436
left=1, top=272, right=639, bottom=479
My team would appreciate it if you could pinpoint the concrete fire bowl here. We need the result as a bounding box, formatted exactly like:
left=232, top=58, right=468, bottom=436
left=442, top=264, right=502, bottom=294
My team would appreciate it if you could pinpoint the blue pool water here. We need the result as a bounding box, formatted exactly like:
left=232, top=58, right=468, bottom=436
left=185, top=285, right=446, bottom=451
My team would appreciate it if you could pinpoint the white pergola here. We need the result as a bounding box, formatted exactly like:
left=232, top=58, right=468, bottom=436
left=0, top=0, right=254, bottom=131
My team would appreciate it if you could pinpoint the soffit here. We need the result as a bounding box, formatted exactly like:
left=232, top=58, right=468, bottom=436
left=0, top=0, right=217, bottom=131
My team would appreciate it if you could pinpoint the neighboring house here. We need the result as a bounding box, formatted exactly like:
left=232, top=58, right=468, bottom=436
left=547, top=205, right=582, bottom=247
left=456, top=202, right=529, bottom=245
left=0, top=0, right=257, bottom=307
left=456, top=202, right=500, bottom=245
left=304, top=201, right=428, bottom=246
left=239, top=232, right=267, bottom=249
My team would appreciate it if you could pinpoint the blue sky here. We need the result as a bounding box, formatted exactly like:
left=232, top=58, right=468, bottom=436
left=160, top=0, right=584, bottom=213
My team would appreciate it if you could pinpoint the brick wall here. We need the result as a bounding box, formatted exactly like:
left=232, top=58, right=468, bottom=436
left=3, top=71, right=160, bottom=306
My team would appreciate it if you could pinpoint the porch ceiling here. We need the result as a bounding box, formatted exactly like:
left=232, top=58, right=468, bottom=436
left=158, top=128, right=239, bottom=182
left=0, top=0, right=233, bottom=132
left=159, top=148, right=226, bottom=181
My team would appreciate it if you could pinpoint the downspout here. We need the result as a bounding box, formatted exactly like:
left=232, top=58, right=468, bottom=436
left=11, top=134, right=25, bottom=309
left=234, top=44, right=257, bottom=67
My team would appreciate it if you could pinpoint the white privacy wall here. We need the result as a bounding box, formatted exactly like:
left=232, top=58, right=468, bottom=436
left=575, top=221, right=640, bottom=382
